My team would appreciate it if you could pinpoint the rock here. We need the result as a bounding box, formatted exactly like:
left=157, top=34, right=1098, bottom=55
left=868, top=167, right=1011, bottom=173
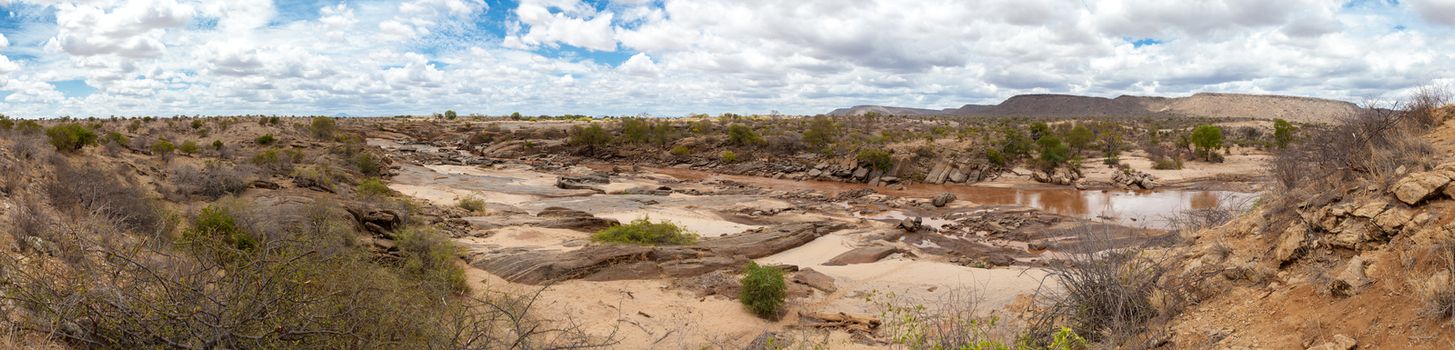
left=824, top=245, right=899, bottom=266
left=250, top=179, right=281, bottom=189
left=555, top=176, right=606, bottom=192
left=1274, top=224, right=1308, bottom=264
left=1331, top=256, right=1370, bottom=297
left=796, top=311, right=881, bottom=333
left=1373, top=207, right=1413, bottom=234
left=347, top=207, right=404, bottom=237
left=1329, top=220, right=1372, bottom=249
left=745, top=332, right=787, bottom=350
left=792, top=268, right=837, bottom=293
left=897, top=217, right=923, bottom=232
left=932, top=192, right=956, bottom=207
left=852, top=167, right=869, bottom=181
left=1112, top=169, right=1159, bottom=189
left=1306, top=334, right=1357, bottom=350
left=1351, top=201, right=1386, bottom=218
left=1391, top=170, right=1452, bottom=205
left=807, top=169, right=823, bottom=177
left=534, top=207, right=620, bottom=232
left=948, top=169, right=968, bottom=183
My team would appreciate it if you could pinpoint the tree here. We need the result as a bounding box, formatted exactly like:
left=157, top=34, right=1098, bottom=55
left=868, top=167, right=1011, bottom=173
left=1273, top=119, right=1295, bottom=149
left=1036, top=134, right=1070, bottom=170
left=309, top=116, right=336, bottom=139
left=568, top=124, right=611, bottom=155
left=1001, top=127, right=1032, bottom=160
left=1029, top=122, right=1051, bottom=141
left=1190, top=125, right=1223, bottom=161
left=443, top=110, right=458, bottom=120
left=620, top=118, right=651, bottom=144
left=802, top=116, right=839, bottom=151
left=727, top=124, right=763, bottom=146
left=1065, top=124, right=1093, bottom=154
left=44, top=123, right=98, bottom=152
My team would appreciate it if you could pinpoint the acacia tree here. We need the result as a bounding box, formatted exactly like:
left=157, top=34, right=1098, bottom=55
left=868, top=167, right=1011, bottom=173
left=1190, top=125, right=1223, bottom=161
left=1065, top=124, right=1094, bottom=155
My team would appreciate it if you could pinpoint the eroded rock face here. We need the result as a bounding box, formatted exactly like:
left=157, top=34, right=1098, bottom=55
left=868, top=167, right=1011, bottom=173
left=1391, top=167, right=1453, bottom=205
left=473, top=222, right=846, bottom=284
left=824, top=245, right=900, bottom=266
left=533, top=207, right=619, bottom=232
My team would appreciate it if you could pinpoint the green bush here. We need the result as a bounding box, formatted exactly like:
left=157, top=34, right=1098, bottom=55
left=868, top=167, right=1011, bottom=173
left=45, top=123, right=99, bottom=152
left=395, top=227, right=468, bottom=293
left=179, top=140, right=200, bottom=155
left=1036, top=135, right=1071, bottom=170
left=568, top=124, right=610, bottom=154
left=16, top=120, right=43, bottom=135
left=1065, top=124, right=1093, bottom=153
left=310, top=116, right=337, bottom=139
left=1273, top=119, right=1295, bottom=149
left=592, top=217, right=699, bottom=245
left=357, top=178, right=391, bottom=197
left=185, top=205, right=257, bottom=252
left=802, top=116, right=839, bottom=150
left=720, top=150, right=739, bottom=163
left=443, top=110, right=458, bottom=120
left=212, top=140, right=224, bottom=151
left=739, top=262, right=786, bottom=319
left=727, top=124, right=764, bottom=146
left=857, top=149, right=892, bottom=171
left=670, top=144, right=690, bottom=156
left=151, top=138, right=176, bottom=156
left=1190, top=125, right=1223, bottom=161
left=353, top=151, right=383, bottom=176
left=0, top=115, right=12, bottom=130
left=291, top=164, right=338, bottom=191
left=255, top=134, right=276, bottom=145
left=986, top=148, right=1007, bottom=167
left=457, top=196, right=485, bottom=212
left=105, top=131, right=129, bottom=145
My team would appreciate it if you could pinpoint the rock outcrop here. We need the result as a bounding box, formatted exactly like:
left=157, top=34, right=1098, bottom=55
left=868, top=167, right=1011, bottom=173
left=1112, top=168, right=1158, bottom=189
left=472, top=222, right=846, bottom=284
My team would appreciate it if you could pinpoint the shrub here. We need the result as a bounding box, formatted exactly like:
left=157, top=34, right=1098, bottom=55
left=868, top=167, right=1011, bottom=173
left=670, top=144, right=690, bottom=156
left=1065, top=124, right=1094, bottom=153
left=353, top=151, right=384, bottom=177
left=1189, top=125, right=1223, bottom=161
left=1001, top=128, right=1032, bottom=159
left=1273, top=119, right=1295, bottom=149
left=720, top=150, right=738, bottom=163
left=1032, top=226, right=1167, bottom=344
left=568, top=124, right=610, bottom=154
left=357, top=177, right=392, bottom=197
left=857, top=148, right=892, bottom=171
left=250, top=149, right=290, bottom=173
left=46, top=160, right=165, bottom=234
left=395, top=227, right=468, bottom=293
left=1036, top=134, right=1071, bottom=170
left=986, top=148, right=1007, bottom=167
left=802, top=116, right=839, bottom=150
left=16, top=120, right=42, bottom=134
left=105, top=131, right=129, bottom=146
left=0, top=115, right=12, bottom=130
left=44, top=123, right=99, bottom=152
left=190, top=119, right=204, bottom=129
left=186, top=204, right=257, bottom=252
left=727, top=124, right=764, bottom=146
left=310, top=116, right=337, bottom=139
left=212, top=140, right=224, bottom=150
left=1152, top=156, right=1183, bottom=170
left=179, top=140, right=200, bottom=155
left=457, top=196, right=485, bottom=212
left=172, top=161, right=250, bottom=200
left=443, top=110, right=458, bottom=120
left=291, top=164, right=338, bottom=191
left=739, top=262, right=786, bottom=320
left=151, top=138, right=176, bottom=157
left=256, top=134, right=276, bottom=145
left=592, top=217, right=699, bottom=245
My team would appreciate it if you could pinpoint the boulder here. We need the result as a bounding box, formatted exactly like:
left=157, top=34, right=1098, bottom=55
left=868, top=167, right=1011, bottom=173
left=897, top=217, right=923, bottom=232
left=932, top=192, right=956, bottom=207
left=555, top=176, right=606, bottom=192
left=1112, top=169, right=1158, bottom=189
left=824, top=245, right=899, bottom=266
left=1330, top=256, right=1371, bottom=297
left=792, top=268, right=838, bottom=293
left=1373, top=207, right=1413, bottom=234
left=1391, top=170, right=1452, bottom=205
left=1351, top=201, right=1386, bottom=218
left=1274, top=225, right=1308, bottom=264
left=1305, top=334, right=1357, bottom=350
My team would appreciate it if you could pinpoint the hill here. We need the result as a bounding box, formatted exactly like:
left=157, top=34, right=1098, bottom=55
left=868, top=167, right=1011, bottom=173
left=827, top=92, right=1361, bottom=123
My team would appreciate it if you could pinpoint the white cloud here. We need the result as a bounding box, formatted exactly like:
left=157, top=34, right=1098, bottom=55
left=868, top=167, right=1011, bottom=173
left=1408, top=0, right=1455, bottom=26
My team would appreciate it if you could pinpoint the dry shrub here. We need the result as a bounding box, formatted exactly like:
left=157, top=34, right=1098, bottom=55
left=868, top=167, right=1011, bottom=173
left=868, top=288, right=1029, bottom=349
left=170, top=161, right=252, bottom=200
left=1031, top=225, right=1172, bottom=346
left=45, top=157, right=166, bottom=235
left=1271, top=87, right=1446, bottom=194
left=1162, top=193, right=1254, bottom=233
left=1418, top=231, right=1455, bottom=322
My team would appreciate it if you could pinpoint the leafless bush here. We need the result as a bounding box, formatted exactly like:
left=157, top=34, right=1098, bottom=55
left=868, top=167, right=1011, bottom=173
left=170, top=161, right=252, bottom=200
left=9, top=197, right=53, bottom=251
left=1031, top=225, right=1169, bottom=345
left=869, top=288, right=1020, bottom=349
left=44, top=158, right=166, bottom=235
left=1418, top=231, right=1455, bottom=322
left=12, top=135, right=50, bottom=161
left=1161, top=193, right=1255, bottom=233
left=1271, top=87, right=1444, bottom=193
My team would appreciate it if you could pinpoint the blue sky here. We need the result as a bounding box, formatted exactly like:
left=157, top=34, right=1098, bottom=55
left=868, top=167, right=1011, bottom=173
left=0, top=0, right=1451, bottom=117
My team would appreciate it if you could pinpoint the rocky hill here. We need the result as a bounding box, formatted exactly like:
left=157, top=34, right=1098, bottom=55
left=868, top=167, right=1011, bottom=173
left=828, top=92, right=1361, bottom=123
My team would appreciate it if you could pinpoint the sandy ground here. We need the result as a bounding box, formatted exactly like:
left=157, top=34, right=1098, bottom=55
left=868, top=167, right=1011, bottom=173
left=1080, top=150, right=1270, bottom=186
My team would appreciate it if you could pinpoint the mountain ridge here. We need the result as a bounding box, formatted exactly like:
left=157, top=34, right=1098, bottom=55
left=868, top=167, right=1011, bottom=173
left=827, top=92, right=1361, bottom=123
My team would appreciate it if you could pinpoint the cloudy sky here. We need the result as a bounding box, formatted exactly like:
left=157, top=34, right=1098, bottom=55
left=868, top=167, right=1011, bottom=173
left=0, top=0, right=1451, bottom=117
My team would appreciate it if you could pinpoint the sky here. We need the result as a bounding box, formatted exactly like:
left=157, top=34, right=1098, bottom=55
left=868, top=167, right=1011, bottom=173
left=0, top=0, right=1451, bottom=117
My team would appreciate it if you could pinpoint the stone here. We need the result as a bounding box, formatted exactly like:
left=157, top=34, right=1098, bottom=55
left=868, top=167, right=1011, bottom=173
left=1329, top=220, right=1371, bottom=249
left=897, top=217, right=923, bottom=232
left=1351, top=201, right=1387, bottom=218
left=824, top=245, right=899, bottom=266
left=1274, top=225, right=1308, bottom=264
left=1331, top=256, right=1370, bottom=297
left=1305, top=334, right=1357, bottom=350
left=807, top=169, right=823, bottom=177
left=932, top=192, right=956, bottom=207
left=1373, top=207, right=1413, bottom=234
left=852, top=167, right=869, bottom=181
left=792, top=268, right=838, bottom=293
left=1391, top=171, right=1452, bottom=205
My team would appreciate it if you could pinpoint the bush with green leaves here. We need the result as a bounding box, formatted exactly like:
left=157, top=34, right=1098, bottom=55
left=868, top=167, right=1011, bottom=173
left=1065, top=124, right=1093, bottom=153
left=727, top=124, right=764, bottom=146
left=443, top=110, right=458, bottom=120
left=310, top=116, right=337, bottom=139
left=44, top=123, right=98, bottom=152
left=395, top=227, right=468, bottom=293
left=568, top=124, right=611, bottom=154
left=1273, top=119, right=1295, bottom=149
left=986, top=148, right=1007, bottom=167
left=0, top=115, right=13, bottom=130
left=1190, top=125, right=1223, bottom=161
left=16, top=120, right=43, bottom=135
left=592, top=217, right=699, bottom=245
left=179, top=140, right=200, bottom=155
left=1036, top=135, right=1071, bottom=170
left=151, top=138, right=176, bottom=157
left=186, top=204, right=258, bottom=252
left=212, top=140, right=225, bottom=151
left=802, top=116, right=839, bottom=150
left=720, top=150, right=739, bottom=163
left=857, top=149, right=893, bottom=171
left=739, top=262, right=786, bottom=320
left=255, top=134, right=276, bottom=145
left=353, top=151, right=384, bottom=176
left=457, top=196, right=485, bottom=212
left=104, top=131, right=129, bottom=146
left=670, top=144, right=690, bottom=156
left=357, top=177, right=392, bottom=198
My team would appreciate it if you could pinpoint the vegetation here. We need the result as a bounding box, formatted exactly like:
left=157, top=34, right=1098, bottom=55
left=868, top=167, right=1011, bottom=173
left=857, top=148, right=893, bottom=171
left=727, top=124, right=764, bottom=146
left=592, top=217, right=698, bottom=245
left=179, top=140, right=200, bottom=155
left=44, top=123, right=98, bottom=152
left=739, top=261, right=786, bottom=320
left=1189, top=125, right=1223, bottom=161
left=0, top=115, right=12, bottom=130
left=568, top=123, right=611, bottom=154
left=357, top=177, right=392, bottom=197
left=310, top=116, right=337, bottom=139
left=1273, top=119, right=1295, bottom=149
left=1065, top=124, right=1093, bottom=154
left=255, top=133, right=276, bottom=145
left=16, top=120, right=43, bottom=134
left=1036, top=135, right=1071, bottom=170
left=720, top=150, right=739, bottom=163
left=151, top=138, right=176, bottom=157
left=670, top=144, right=690, bottom=156
left=457, top=196, right=485, bottom=212
left=802, top=116, right=839, bottom=150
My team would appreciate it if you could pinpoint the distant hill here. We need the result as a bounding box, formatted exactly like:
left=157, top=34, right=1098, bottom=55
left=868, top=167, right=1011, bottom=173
left=827, top=92, right=1361, bottom=123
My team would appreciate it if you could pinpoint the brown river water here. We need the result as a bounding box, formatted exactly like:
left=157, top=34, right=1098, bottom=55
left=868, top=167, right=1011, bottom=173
left=647, top=166, right=1258, bottom=228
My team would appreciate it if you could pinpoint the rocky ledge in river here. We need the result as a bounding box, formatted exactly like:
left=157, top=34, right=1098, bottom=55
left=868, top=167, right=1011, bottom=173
left=470, top=222, right=848, bottom=284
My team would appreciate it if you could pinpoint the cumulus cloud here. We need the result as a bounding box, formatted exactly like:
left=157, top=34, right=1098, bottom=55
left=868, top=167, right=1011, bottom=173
left=0, top=0, right=1449, bottom=117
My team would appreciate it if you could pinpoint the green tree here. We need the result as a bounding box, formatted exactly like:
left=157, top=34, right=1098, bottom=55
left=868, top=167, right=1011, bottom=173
left=802, top=116, right=840, bottom=151
left=44, top=123, right=99, bottom=152
left=1001, top=127, right=1032, bottom=160
left=1029, top=122, right=1051, bottom=141
left=1190, top=125, right=1224, bottom=161
left=443, top=110, right=458, bottom=120
left=856, top=149, right=893, bottom=171
left=569, top=124, right=611, bottom=155
left=727, top=124, right=764, bottom=146
left=1065, top=124, right=1094, bottom=154
left=1273, top=119, right=1295, bottom=149
left=1036, top=134, right=1070, bottom=170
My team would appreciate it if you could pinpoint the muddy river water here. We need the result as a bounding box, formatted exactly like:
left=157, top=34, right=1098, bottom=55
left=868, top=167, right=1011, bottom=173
left=647, top=167, right=1258, bottom=229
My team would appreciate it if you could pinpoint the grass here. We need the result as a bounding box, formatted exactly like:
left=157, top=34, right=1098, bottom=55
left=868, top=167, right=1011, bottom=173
left=591, top=217, right=698, bottom=245
left=739, top=261, right=786, bottom=320
left=457, top=196, right=485, bottom=212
